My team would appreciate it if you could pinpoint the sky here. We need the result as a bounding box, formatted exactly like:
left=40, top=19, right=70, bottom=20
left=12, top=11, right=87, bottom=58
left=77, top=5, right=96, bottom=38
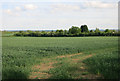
left=0, top=0, right=119, bottom=30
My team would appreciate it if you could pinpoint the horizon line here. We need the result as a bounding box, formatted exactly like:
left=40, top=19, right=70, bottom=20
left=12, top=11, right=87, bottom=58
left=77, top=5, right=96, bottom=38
left=0, top=29, right=118, bottom=31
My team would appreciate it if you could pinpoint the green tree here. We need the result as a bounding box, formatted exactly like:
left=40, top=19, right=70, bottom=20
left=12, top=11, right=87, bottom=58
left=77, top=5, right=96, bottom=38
left=104, top=29, right=110, bottom=33
left=64, top=30, right=68, bottom=36
left=41, top=31, right=47, bottom=37
left=112, top=30, right=116, bottom=33
left=50, top=30, right=54, bottom=36
left=19, top=31, right=24, bottom=33
left=94, top=28, right=101, bottom=36
left=27, top=30, right=33, bottom=33
left=58, top=30, right=64, bottom=36
left=90, top=30, right=93, bottom=32
left=80, top=25, right=89, bottom=32
left=55, top=30, right=64, bottom=36
left=56, top=30, right=59, bottom=33
left=95, top=28, right=100, bottom=33
left=68, top=26, right=81, bottom=34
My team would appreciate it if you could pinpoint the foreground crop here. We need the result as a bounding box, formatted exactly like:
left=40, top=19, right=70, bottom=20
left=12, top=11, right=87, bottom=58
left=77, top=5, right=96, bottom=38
left=2, top=37, right=119, bottom=79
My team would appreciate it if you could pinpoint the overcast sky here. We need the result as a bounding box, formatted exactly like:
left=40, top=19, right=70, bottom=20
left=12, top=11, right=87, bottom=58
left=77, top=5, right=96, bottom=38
left=0, top=0, right=119, bottom=30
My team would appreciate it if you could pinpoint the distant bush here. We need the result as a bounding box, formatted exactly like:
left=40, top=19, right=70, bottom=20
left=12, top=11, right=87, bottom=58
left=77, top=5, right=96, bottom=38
left=14, top=25, right=119, bottom=37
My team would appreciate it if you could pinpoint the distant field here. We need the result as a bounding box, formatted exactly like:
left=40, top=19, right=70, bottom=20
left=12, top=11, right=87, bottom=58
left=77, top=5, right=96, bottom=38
left=2, top=37, right=119, bottom=79
left=2, top=32, right=15, bottom=37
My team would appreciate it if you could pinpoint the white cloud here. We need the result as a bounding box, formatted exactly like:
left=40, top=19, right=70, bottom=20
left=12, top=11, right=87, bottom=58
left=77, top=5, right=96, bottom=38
left=15, top=6, right=21, bottom=11
left=2, top=1, right=118, bottom=30
left=24, top=4, right=37, bottom=10
left=4, top=9, right=21, bottom=16
left=4, top=9, right=12, bottom=14
left=3, top=4, right=37, bottom=16
left=85, top=1, right=117, bottom=8
left=51, top=4, right=81, bottom=13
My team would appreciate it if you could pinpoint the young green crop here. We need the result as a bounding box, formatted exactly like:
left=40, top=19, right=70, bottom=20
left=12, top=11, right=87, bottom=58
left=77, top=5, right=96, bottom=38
left=2, top=37, right=118, bottom=79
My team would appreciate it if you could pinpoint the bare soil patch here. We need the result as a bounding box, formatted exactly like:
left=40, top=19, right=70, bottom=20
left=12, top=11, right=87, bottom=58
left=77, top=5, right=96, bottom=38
left=29, top=53, right=100, bottom=79
left=57, top=53, right=83, bottom=58
left=29, top=62, right=55, bottom=79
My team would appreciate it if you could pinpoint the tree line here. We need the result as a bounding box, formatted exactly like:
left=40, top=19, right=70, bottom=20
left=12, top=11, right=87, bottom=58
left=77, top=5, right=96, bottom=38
left=14, top=25, right=119, bottom=37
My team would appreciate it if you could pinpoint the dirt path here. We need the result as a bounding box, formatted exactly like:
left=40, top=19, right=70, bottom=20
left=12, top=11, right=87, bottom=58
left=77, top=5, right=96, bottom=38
left=70, top=54, right=102, bottom=79
left=72, top=54, right=93, bottom=62
left=29, top=53, right=100, bottom=79
left=57, top=53, right=83, bottom=58
left=29, top=62, right=55, bottom=79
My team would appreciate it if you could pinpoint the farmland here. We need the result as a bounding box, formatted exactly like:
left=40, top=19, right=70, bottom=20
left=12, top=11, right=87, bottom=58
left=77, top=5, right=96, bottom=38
left=2, top=37, right=119, bottom=79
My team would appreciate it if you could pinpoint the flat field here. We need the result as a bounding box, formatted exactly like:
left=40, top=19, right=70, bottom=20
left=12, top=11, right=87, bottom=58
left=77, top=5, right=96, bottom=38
left=2, top=37, right=119, bottom=79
